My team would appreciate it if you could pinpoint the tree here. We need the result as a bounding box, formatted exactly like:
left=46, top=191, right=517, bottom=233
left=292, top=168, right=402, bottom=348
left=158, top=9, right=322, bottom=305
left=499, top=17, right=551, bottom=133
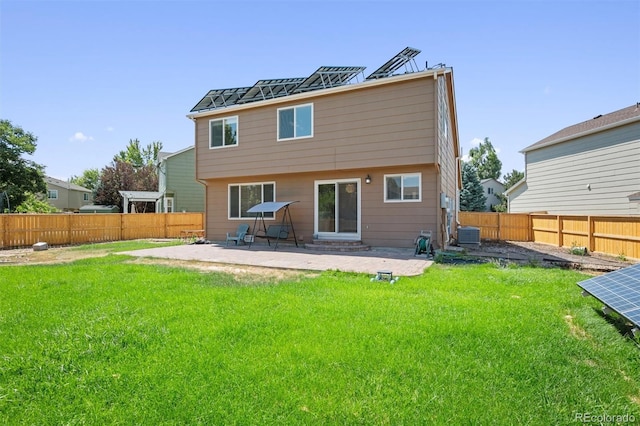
left=469, top=137, right=502, bottom=180
left=70, top=168, right=100, bottom=192
left=94, top=160, right=158, bottom=212
left=460, top=162, right=487, bottom=212
left=492, top=169, right=525, bottom=212
left=114, top=138, right=163, bottom=168
left=15, top=192, right=59, bottom=213
left=0, top=120, right=47, bottom=212
left=502, top=169, right=524, bottom=189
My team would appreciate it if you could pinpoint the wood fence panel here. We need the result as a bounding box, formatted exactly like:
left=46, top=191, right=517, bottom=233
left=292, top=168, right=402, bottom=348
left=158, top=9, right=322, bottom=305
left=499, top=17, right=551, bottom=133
left=559, top=216, right=590, bottom=248
left=497, top=213, right=530, bottom=241
left=71, top=214, right=122, bottom=244
left=458, top=212, right=499, bottom=239
left=0, top=212, right=205, bottom=249
left=530, top=215, right=559, bottom=246
left=122, top=214, right=167, bottom=240
left=165, top=213, right=204, bottom=238
left=592, top=216, right=640, bottom=260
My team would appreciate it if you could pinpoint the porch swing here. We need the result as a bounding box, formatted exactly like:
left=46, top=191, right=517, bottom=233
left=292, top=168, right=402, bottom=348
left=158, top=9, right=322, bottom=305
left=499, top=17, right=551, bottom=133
left=246, top=201, right=299, bottom=250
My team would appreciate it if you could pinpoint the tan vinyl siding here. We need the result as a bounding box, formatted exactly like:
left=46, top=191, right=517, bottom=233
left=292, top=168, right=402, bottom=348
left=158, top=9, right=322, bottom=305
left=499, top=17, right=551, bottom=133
left=203, top=165, right=438, bottom=248
left=47, top=183, right=92, bottom=211
left=510, top=121, right=640, bottom=215
left=196, top=77, right=436, bottom=180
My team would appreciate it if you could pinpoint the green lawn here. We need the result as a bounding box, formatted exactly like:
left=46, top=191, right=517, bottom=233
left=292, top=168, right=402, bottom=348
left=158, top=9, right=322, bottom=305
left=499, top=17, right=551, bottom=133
left=1, top=251, right=639, bottom=424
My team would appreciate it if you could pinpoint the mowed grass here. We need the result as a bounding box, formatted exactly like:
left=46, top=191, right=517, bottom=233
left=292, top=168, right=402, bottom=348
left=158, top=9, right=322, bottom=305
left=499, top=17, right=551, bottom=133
left=1, top=254, right=640, bottom=424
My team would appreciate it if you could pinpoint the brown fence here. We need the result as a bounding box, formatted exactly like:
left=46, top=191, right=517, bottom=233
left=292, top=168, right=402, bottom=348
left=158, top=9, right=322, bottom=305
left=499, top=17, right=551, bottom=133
left=459, top=212, right=640, bottom=260
left=0, top=213, right=204, bottom=249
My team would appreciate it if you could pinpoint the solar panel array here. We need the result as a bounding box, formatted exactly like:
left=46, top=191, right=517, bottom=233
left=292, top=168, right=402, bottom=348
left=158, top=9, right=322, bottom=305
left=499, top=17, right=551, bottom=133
left=577, top=263, right=640, bottom=327
left=366, top=47, right=421, bottom=80
left=190, top=47, right=423, bottom=113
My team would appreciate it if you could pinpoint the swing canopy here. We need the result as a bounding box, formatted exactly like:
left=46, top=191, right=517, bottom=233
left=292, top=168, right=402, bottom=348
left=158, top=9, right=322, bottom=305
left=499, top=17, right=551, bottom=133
left=246, top=201, right=299, bottom=250
left=246, top=201, right=297, bottom=214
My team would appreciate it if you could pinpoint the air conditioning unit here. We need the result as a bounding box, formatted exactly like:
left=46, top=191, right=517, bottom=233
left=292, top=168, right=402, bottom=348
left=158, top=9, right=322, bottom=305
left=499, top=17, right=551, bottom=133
left=458, top=226, right=480, bottom=248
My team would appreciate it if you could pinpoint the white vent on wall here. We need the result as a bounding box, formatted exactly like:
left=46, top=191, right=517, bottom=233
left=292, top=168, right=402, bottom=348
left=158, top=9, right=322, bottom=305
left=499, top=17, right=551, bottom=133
left=458, top=226, right=480, bottom=246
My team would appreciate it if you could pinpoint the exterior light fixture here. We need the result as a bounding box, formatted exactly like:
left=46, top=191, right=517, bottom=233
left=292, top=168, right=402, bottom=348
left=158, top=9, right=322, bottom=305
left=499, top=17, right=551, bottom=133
left=365, top=175, right=372, bottom=184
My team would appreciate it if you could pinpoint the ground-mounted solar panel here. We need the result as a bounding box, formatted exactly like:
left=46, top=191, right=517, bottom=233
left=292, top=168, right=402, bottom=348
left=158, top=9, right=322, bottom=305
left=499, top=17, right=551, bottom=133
left=577, top=263, right=640, bottom=328
left=294, top=66, right=366, bottom=93
left=190, top=87, right=251, bottom=112
left=366, top=47, right=422, bottom=80
left=237, top=78, right=306, bottom=104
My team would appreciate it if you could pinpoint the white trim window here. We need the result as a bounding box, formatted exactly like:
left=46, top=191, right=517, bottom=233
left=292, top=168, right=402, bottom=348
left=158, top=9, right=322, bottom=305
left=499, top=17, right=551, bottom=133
left=209, top=116, right=238, bottom=149
left=164, top=197, right=174, bottom=213
left=384, top=173, right=422, bottom=202
left=83, top=193, right=90, bottom=201
left=48, top=189, right=58, bottom=200
left=277, top=103, right=313, bottom=141
left=229, top=182, right=275, bottom=219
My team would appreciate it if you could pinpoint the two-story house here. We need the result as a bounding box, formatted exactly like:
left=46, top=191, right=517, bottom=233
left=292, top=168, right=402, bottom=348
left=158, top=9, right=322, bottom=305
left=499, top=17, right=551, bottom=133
left=507, top=104, right=640, bottom=215
left=45, top=176, right=93, bottom=212
left=157, top=146, right=205, bottom=213
left=187, top=48, right=460, bottom=248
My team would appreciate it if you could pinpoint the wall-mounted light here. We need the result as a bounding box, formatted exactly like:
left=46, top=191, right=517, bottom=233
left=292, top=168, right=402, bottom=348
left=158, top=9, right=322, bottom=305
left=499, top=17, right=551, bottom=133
left=365, top=174, right=372, bottom=184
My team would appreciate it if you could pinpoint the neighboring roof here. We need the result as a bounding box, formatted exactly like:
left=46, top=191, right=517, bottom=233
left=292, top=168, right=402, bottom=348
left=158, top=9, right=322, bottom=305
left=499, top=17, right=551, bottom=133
left=480, top=178, right=504, bottom=187
left=503, top=178, right=526, bottom=196
left=157, top=146, right=194, bottom=163
left=629, top=192, right=640, bottom=202
left=522, top=103, right=640, bottom=153
left=45, top=176, right=91, bottom=192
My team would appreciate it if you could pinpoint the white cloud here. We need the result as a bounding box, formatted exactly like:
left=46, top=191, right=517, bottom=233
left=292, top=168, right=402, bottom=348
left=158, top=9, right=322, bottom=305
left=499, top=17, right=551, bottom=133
left=469, top=137, right=483, bottom=147
left=69, top=132, right=94, bottom=142
left=106, top=126, right=114, bottom=132
left=461, top=153, right=470, bottom=162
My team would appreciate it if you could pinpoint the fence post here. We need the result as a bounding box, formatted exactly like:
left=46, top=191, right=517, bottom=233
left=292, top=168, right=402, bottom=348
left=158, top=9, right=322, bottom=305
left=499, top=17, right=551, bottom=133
left=557, top=215, right=563, bottom=247
left=588, top=216, right=595, bottom=253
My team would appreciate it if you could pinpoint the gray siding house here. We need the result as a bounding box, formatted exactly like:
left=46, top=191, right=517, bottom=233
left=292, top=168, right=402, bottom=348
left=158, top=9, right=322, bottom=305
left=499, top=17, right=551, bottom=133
left=45, top=176, right=92, bottom=212
left=507, top=104, right=640, bottom=215
left=187, top=48, right=461, bottom=248
left=157, top=146, right=205, bottom=212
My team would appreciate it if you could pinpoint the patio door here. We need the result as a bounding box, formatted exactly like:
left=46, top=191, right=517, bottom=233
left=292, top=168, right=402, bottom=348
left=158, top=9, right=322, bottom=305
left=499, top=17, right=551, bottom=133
left=314, top=179, right=360, bottom=240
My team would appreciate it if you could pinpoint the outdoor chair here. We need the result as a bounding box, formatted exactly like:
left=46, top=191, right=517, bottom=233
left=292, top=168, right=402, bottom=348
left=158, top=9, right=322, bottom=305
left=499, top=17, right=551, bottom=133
left=226, top=224, right=250, bottom=246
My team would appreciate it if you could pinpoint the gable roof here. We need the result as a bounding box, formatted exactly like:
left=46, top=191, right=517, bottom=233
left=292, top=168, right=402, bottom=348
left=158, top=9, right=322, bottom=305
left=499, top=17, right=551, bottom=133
left=522, top=103, right=640, bottom=153
left=45, top=176, right=91, bottom=192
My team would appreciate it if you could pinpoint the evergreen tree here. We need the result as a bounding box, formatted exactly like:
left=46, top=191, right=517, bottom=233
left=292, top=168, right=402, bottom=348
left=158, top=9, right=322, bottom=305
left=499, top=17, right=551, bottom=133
left=460, top=162, right=487, bottom=211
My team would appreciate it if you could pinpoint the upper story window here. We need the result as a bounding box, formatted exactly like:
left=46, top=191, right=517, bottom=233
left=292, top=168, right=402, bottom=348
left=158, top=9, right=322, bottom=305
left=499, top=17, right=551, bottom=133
left=487, top=187, right=494, bottom=195
left=48, top=190, right=58, bottom=200
left=384, top=173, right=421, bottom=202
left=83, top=193, right=90, bottom=201
left=229, top=182, right=275, bottom=219
left=210, top=116, right=238, bottom=149
left=277, top=103, right=313, bottom=141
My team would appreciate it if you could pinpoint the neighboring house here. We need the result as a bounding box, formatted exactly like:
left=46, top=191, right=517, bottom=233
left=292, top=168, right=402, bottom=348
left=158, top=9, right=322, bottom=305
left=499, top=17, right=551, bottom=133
left=45, top=176, right=93, bottom=212
left=480, top=178, right=504, bottom=212
left=507, top=104, right=640, bottom=215
left=157, top=146, right=205, bottom=213
left=187, top=47, right=461, bottom=248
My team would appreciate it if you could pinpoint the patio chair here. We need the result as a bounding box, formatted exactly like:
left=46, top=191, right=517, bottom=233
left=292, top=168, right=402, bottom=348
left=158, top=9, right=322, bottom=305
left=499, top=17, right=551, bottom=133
left=226, top=223, right=250, bottom=246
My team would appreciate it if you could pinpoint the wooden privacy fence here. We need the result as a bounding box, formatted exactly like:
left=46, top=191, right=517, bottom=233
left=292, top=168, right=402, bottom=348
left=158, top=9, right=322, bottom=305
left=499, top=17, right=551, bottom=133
left=0, top=213, right=204, bottom=249
left=459, top=212, right=640, bottom=260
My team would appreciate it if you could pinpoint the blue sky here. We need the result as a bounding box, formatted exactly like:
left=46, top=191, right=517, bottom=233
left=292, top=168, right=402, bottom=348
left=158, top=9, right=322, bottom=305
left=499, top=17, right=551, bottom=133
left=1, top=0, right=639, bottom=181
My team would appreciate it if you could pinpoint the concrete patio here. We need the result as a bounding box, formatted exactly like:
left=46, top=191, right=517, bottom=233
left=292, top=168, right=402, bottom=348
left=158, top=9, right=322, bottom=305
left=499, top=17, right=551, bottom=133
left=122, top=243, right=433, bottom=277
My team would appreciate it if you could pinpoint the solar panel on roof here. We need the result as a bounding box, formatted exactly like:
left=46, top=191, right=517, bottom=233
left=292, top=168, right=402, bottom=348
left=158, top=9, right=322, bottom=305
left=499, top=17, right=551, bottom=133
left=190, top=87, right=251, bottom=112
left=366, top=47, right=422, bottom=80
left=577, top=263, right=640, bottom=328
left=294, top=66, right=366, bottom=93
left=237, top=78, right=306, bottom=104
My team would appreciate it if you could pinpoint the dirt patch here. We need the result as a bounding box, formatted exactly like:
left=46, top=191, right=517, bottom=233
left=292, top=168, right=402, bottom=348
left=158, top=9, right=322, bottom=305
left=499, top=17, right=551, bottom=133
left=0, top=243, right=314, bottom=280
left=463, top=240, right=635, bottom=273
